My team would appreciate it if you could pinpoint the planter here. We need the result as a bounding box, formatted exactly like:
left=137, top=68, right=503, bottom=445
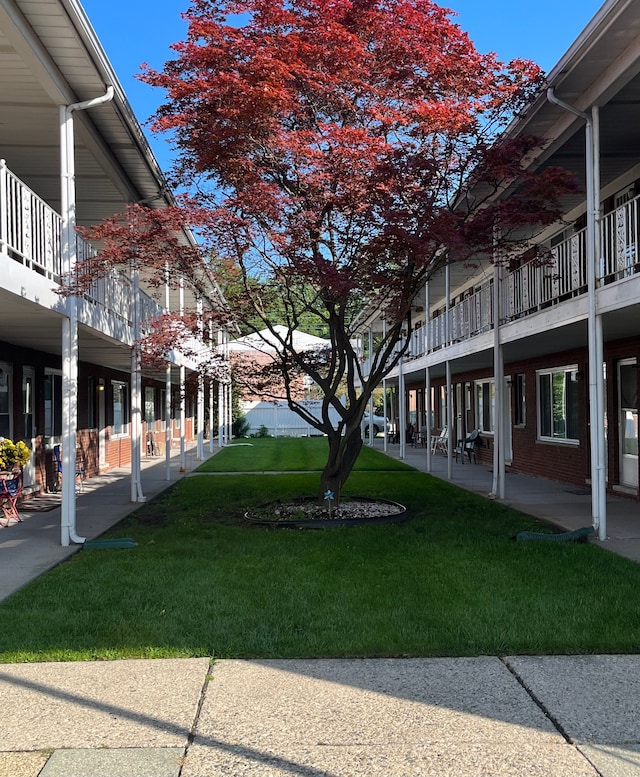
left=245, top=495, right=408, bottom=529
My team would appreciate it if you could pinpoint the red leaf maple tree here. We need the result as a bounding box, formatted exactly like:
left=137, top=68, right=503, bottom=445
left=137, top=0, right=576, bottom=501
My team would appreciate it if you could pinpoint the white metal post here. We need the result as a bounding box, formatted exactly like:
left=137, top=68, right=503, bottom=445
left=130, top=261, right=145, bottom=502
left=209, top=321, right=215, bottom=453
left=226, top=333, right=232, bottom=441
left=547, top=88, right=604, bottom=537
left=593, top=106, right=607, bottom=539
left=382, top=317, right=388, bottom=453
left=399, top=353, right=406, bottom=459
left=425, top=281, right=432, bottom=471
left=491, top=255, right=505, bottom=499
left=164, top=268, right=172, bottom=480
left=165, top=364, right=172, bottom=481
left=445, top=263, right=453, bottom=479
left=367, top=327, right=374, bottom=445
left=217, top=329, right=224, bottom=446
left=179, top=276, right=186, bottom=471
left=0, top=159, right=7, bottom=255
left=196, top=298, right=205, bottom=460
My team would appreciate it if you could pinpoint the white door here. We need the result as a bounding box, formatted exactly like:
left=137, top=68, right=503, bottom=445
left=618, top=359, right=638, bottom=489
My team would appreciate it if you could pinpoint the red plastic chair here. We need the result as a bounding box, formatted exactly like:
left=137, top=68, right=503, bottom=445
left=0, top=472, right=22, bottom=526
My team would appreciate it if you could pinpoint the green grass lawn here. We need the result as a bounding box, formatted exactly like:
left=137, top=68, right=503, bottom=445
left=195, top=436, right=414, bottom=472
left=1, top=440, right=640, bottom=662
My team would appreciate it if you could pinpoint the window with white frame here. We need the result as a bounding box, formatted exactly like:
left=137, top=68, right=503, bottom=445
left=159, top=388, right=167, bottom=430
left=44, top=370, right=62, bottom=438
left=144, top=386, right=155, bottom=426
left=475, top=379, right=495, bottom=433
left=537, top=366, right=580, bottom=442
left=111, top=381, right=129, bottom=437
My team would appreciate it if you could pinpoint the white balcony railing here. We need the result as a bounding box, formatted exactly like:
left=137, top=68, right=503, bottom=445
left=0, top=159, right=163, bottom=327
left=408, top=196, right=640, bottom=361
left=357, top=193, right=640, bottom=377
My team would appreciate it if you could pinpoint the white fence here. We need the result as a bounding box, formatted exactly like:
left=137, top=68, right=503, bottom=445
left=241, top=400, right=343, bottom=437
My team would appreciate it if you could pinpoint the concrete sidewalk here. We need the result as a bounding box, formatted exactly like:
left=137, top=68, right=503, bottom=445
left=373, top=439, right=640, bottom=564
left=0, top=441, right=208, bottom=602
left=2, top=441, right=640, bottom=775
left=2, top=655, right=640, bottom=776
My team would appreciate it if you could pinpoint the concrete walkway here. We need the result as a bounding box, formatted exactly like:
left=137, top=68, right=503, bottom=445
left=374, top=439, right=640, bottom=564
left=0, top=441, right=205, bottom=602
left=3, top=656, right=640, bottom=776
left=2, top=439, right=640, bottom=775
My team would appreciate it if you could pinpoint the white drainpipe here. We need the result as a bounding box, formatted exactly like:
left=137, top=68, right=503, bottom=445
left=547, top=88, right=605, bottom=539
left=59, top=86, right=114, bottom=546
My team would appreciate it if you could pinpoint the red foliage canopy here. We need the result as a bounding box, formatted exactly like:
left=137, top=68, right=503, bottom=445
left=139, top=0, right=577, bottom=493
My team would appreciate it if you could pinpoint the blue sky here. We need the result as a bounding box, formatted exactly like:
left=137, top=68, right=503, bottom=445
left=81, top=0, right=605, bottom=173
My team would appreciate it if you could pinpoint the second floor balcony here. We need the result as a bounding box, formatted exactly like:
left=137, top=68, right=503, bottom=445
left=0, top=159, right=167, bottom=334
left=410, top=194, right=640, bottom=360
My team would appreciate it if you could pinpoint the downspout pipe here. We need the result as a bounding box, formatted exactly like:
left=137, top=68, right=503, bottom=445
left=59, top=85, right=114, bottom=546
left=547, top=88, right=604, bottom=539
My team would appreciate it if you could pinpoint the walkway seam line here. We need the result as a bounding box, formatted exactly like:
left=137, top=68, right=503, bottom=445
left=499, top=657, right=576, bottom=745
left=179, top=657, right=215, bottom=777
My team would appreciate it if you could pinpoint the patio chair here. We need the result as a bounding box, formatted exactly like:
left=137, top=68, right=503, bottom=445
left=431, top=427, right=448, bottom=454
left=455, top=429, right=480, bottom=464
left=0, top=471, right=22, bottom=526
left=53, top=444, right=85, bottom=493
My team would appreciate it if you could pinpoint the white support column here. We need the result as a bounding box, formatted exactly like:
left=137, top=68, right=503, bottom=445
left=593, top=106, right=607, bottom=540
left=548, top=89, right=605, bottom=537
left=59, top=87, right=113, bottom=546
left=445, top=264, right=453, bottom=479
left=164, top=269, right=172, bottom=481
left=196, top=298, right=205, bottom=461
left=209, top=321, right=215, bottom=453
left=425, top=367, right=432, bottom=471
left=226, top=332, right=232, bottom=441
left=0, top=159, right=7, bottom=255
left=399, top=354, right=406, bottom=459
left=217, top=329, right=224, bottom=447
left=179, top=276, right=186, bottom=471
left=382, top=317, right=388, bottom=453
left=60, top=105, right=78, bottom=547
left=165, top=364, right=172, bottom=481
left=446, top=360, right=453, bottom=479
left=425, top=281, right=432, bottom=471
left=130, top=262, right=145, bottom=502
left=491, top=256, right=505, bottom=500
left=367, top=327, right=374, bottom=445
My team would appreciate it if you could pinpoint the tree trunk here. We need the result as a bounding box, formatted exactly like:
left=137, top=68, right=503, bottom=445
left=319, top=427, right=363, bottom=505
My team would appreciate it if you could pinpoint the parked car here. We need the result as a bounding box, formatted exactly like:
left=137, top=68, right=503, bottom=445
left=361, top=412, right=391, bottom=436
